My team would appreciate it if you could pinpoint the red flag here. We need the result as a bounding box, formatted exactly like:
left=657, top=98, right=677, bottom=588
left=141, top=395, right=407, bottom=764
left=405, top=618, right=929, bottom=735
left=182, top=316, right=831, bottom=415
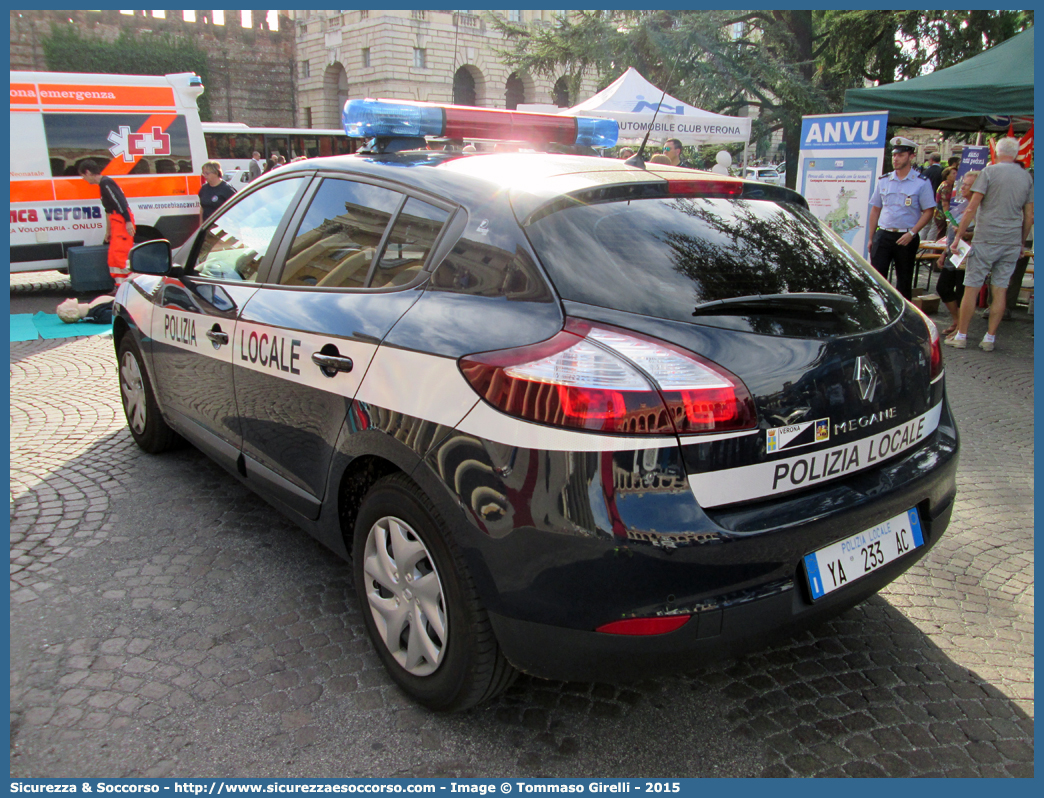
left=1008, top=122, right=1015, bottom=138
left=1018, top=124, right=1034, bottom=168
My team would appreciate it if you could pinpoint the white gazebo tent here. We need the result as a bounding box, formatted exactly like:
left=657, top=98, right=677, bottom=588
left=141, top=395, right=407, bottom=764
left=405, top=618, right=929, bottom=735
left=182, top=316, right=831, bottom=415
left=560, top=67, right=751, bottom=163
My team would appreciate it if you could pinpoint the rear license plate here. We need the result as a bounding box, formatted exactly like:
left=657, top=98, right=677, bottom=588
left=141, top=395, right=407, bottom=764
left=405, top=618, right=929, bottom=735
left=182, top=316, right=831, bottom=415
left=803, top=508, right=924, bottom=600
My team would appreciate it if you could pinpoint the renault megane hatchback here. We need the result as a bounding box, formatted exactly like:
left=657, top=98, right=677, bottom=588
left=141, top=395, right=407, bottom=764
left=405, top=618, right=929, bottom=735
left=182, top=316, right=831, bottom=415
left=114, top=100, right=958, bottom=711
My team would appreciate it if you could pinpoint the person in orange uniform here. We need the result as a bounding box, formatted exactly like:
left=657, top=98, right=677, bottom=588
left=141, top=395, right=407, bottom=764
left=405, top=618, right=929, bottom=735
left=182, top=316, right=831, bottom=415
left=78, top=159, right=136, bottom=287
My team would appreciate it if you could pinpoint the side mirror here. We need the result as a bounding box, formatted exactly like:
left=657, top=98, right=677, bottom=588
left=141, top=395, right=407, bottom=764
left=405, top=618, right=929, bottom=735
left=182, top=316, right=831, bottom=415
left=130, top=239, right=172, bottom=275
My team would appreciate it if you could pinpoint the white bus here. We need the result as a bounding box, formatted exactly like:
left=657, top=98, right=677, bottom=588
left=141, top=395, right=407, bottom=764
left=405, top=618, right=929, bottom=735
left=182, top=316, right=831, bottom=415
left=10, top=70, right=208, bottom=273
left=202, top=122, right=355, bottom=187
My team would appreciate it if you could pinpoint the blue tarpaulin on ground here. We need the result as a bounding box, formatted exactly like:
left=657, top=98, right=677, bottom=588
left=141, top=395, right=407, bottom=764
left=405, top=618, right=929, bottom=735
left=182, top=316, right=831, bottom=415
left=31, top=312, right=112, bottom=340
left=10, top=314, right=39, bottom=342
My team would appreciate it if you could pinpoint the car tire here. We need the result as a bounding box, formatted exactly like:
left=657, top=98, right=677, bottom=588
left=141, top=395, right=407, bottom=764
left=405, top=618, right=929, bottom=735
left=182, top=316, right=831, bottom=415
left=117, top=335, right=179, bottom=454
left=352, top=473, right=517, bottom=711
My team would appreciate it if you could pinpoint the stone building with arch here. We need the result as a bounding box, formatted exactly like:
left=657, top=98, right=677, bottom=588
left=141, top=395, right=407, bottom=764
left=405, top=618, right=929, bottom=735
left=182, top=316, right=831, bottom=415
left=292, top=10, right=597, bottom=129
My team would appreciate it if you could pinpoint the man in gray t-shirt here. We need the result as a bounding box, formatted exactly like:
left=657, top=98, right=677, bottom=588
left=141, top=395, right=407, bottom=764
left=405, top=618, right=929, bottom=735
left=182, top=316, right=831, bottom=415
left=947, top=137, right=1034, bottom=351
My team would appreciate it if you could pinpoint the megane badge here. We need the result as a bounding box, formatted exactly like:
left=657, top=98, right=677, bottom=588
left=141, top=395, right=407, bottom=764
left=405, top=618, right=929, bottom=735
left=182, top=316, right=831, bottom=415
left=854, top=356, right=878, bottom=403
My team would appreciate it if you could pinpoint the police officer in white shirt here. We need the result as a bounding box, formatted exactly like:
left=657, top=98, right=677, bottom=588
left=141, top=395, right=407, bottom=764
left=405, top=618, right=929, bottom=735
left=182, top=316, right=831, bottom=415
left=866, top=136, right=936, bottom=299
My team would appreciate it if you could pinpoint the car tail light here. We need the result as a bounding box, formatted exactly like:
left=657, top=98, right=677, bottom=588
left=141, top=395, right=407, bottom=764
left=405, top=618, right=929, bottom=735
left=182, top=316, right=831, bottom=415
left=911, top=305, right=943, bottom=380
left=596, top=615, right=691, bottom=635
left=459, top=319, right=757, bottom=436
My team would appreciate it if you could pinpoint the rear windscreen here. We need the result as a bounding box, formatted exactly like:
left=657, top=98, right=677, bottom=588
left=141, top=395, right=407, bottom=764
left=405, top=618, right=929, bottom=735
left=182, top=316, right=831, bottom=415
left=522, top=195, right=904, bottom=336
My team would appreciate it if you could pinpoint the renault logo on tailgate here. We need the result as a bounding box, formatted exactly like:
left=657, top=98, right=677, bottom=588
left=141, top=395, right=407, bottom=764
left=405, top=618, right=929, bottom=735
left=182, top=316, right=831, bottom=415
left=854, top=356, right=878, bottom=402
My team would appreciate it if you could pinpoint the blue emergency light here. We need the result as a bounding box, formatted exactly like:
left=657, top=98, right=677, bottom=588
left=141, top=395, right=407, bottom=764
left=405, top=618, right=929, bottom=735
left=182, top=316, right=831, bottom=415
left=342, top=99, right=618, bottom=150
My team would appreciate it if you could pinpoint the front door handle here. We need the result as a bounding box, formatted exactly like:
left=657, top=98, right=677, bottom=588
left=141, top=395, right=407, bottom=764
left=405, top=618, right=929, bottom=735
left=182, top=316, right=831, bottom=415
left=312, top=353, right=354, bottom=375
left=206, top=329, right=229, bottom=346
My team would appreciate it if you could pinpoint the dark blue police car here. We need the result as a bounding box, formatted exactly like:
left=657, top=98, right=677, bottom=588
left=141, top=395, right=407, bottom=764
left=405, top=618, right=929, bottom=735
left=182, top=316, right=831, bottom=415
left=114, top=100, right=958, bottom=711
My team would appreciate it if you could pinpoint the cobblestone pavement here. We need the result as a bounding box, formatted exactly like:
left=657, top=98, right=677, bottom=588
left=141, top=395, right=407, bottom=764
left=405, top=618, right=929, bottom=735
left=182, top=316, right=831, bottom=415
left=10, top=270, right=73, bottom=294
left=9, top=276, right=1034, bottom=778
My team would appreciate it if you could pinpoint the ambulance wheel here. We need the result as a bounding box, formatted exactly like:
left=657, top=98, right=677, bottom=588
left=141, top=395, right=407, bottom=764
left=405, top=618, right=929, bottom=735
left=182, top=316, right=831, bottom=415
left=117, top=336, right=178, bottom=453
left=352, top=473, right=517, bottom=711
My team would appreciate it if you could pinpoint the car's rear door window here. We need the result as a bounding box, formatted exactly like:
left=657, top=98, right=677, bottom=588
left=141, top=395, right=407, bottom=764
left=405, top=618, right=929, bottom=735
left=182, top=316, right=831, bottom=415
left=370, top=198, right=451, bottom=289
left=279, top=178, right=403, bottom=288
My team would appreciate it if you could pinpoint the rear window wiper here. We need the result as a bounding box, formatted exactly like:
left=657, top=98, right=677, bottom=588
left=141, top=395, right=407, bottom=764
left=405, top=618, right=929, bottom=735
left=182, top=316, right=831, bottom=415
left=692, top=293, right=858, bottom=316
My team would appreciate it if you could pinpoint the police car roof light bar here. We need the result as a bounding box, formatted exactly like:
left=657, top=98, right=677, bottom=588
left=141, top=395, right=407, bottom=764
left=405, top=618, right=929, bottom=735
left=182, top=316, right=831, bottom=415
left=343, top=99, right=618, bottom=150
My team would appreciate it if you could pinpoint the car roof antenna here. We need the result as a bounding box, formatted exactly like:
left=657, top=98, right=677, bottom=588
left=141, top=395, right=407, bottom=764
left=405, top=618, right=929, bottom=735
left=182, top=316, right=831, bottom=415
left=625, top=57, right=682, bottom=170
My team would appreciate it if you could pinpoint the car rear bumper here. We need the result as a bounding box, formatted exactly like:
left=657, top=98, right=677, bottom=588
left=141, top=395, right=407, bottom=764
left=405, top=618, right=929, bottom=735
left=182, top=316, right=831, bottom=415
left=490, top=490, right=952, bottom=683
left=435, top=398, right=959, bottom=682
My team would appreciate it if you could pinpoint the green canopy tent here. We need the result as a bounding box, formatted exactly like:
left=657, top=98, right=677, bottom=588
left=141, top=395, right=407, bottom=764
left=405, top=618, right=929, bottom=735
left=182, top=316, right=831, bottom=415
left=843, top=27, right=1033, bottom=132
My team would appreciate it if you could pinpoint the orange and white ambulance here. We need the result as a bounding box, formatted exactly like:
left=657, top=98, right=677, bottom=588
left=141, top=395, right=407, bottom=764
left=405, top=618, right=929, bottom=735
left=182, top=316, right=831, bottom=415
left=10, top=71, right=208, bottom=273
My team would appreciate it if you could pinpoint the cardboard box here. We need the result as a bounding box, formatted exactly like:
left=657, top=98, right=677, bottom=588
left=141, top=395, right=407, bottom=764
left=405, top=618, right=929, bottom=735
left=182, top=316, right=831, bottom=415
left=912, top=293, right=941, bottom=315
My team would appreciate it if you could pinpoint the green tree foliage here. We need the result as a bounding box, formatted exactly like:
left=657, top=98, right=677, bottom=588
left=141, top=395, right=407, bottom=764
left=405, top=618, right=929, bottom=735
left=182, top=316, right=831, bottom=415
left=815, top=10, right=1033, bottom=93
left=493, top=10, right=821, bottom=184
left=910, top=10, right=1035, bottom=70
left=42, top=24, right=212, bottom=120
left=493, top=10, right=1032, bottom=186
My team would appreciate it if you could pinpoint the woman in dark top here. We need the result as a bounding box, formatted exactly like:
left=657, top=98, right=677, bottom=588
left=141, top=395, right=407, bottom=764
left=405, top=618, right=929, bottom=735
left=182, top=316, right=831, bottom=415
left=198, top=160, right=236, bottom=222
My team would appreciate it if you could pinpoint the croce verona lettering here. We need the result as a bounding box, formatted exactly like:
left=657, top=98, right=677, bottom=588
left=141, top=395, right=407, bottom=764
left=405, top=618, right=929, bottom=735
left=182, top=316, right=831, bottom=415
left=10, top=207, right=102, bottom=224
